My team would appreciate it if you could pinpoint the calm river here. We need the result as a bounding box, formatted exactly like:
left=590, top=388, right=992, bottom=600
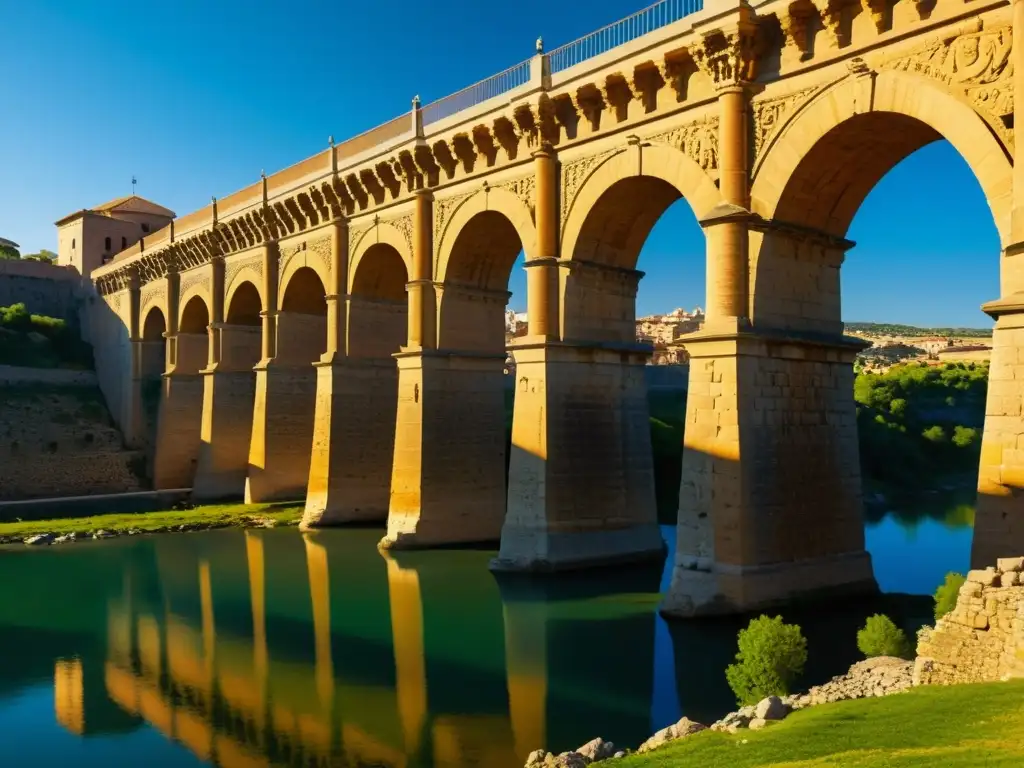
left=0, top=495, right=974, bottom=768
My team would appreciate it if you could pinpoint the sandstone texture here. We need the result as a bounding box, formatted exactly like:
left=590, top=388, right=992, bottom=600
left=915, top=559, right=1024, bottom=685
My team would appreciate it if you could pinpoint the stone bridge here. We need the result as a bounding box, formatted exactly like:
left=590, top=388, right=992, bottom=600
left=90, top=0, right=1022, bottom=615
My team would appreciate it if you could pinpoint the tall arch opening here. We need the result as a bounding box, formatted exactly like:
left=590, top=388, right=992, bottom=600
left=305, top=243, right=411, bottom=526
left=739, top=90, right=1010, bottom=604
left=139, top=305, right=167, bottom=476
left=193, top=279, right=263, bottom=502
left=246, top=265, right=327, bottom=503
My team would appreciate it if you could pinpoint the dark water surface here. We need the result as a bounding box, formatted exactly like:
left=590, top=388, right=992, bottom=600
left=0, top=497, right=973, bottom=768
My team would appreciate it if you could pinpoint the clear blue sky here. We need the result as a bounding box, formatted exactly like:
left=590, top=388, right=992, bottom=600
left=0, top=0, right=999, bottom=328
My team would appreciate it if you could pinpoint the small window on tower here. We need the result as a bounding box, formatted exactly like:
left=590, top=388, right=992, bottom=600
left=141, top=223, right=150, bottom=233
left=71, top=238, right=76, bottom=250
left=121, top=237, right=127, bottom=249
left=104, top=237, right=111, bottom=251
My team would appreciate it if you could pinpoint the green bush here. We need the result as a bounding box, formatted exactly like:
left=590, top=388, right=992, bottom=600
left=922, top=425, right=947, bottom=443
left=857, top=614, right=913, bottom=659
left=952, top=425, right=979, bottom=449
left=934, top=572, right=966, bottom=620
left=725, top=615, right=808, bottom=706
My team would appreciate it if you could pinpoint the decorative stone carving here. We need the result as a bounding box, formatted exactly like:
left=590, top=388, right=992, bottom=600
left=862, top=0, right=888, bottom=34
left=647, top=116, right=720, bottom=172
left=434, top=191, right=475, bottom=253
left=560, top=149, right=619, bottom=229
left=224, top=253, right=263, bottom=296
left=499, top=173, right=536, bottom=214
left=348, top=223, right=372, bottom=258
left=779, top=12, right=811, bottom=61
left=882, top=22, right=1013, bottom=143
left=179, top=269, right=208, bottom=299
left=752, top=87, right=818, bottom=160
left=692, top=26, right=758, bottom=87
left=140, top=283, right=166, bottom=319
left=813, top=0, right=846, bottom=47
left=389, top=214, right=414, bottom=255
left=306, top=235, right=333, bottom=276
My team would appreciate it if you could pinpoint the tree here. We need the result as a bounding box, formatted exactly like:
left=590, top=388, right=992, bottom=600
left=21, top=249, right=57, bottom=263
left=0, top=244, right=19, bottom=260
left=857, top=614, right=913, bottom=659
left=934, top=572, right=966, bottom=620
left=725, top=615, right=808, bottom=706
left=952, top=426, right=979, bottom=449
left=922, top=425, right=946, bottom=443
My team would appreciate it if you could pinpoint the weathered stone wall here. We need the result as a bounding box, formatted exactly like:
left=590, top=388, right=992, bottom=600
left=0, top=260, right=81, bottom=320
left=0, top=380, right=144, bottom=501
left=915, top=558, right=1024, bottom=685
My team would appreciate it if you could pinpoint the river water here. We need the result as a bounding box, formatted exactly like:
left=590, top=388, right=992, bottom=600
left=0, top=496, right=974, bottom=768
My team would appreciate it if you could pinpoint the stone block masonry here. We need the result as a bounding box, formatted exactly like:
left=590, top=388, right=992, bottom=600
left=915, top=558, right=1024, bottom=685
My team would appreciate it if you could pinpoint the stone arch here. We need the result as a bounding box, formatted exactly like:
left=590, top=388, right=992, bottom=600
left=279, top=244, right=330, bottom=307
left=279, top=266, right=327, bottom=315
left=435, top=196, right=526, bottom=353
left=348, top=243, right=409, bottom=359
left=349, top=221, right=414, bottom=291
left=559, top=144, right=719, bottom=343
left=178, top=278, right=212, bottom=325
left=226, top=280, right=262, bottom=326
left=751, top=69, right=1012, bottom=247
left=225, top=263, right=265, bottom=313
left=749, top=69, right=1011, bottom=333
left=435, top=186, right=538, bottom=284
left=142, top=304, right=166, bottom=341
left=179, top=295, right=210, bottom=334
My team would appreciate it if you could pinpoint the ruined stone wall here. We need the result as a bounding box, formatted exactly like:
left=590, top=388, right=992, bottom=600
left=0, top=260, right=81, bottom=321
left=915, top=559, right=1024, bottom=685
left=0, top=377, right=145, bottom=502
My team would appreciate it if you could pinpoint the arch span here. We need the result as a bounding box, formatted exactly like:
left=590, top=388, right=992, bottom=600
left=349, top=221, right=414, bottom=291
left=226, top=281, right=262, bottom=326
left=142, top=305, right=167, bottom=341
left=179, top=295, right=210, bottom=335
left=560, top=145, right=715, bottom=344
left=751, top=70, right=1012, bottom=247
left=436, top=200, right=525, bottom=353
left=349, top=243, right=408, bottom=359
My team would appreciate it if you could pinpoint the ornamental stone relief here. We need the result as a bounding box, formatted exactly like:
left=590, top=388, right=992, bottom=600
left=306, top=235, right=333, bottom=276
left=179, top=269, right=209, bottom=299
left=559, top=149, right=619, bottom=230
left=647, top=116, right=720, bottom=173
left=348, top=224, right=372, bottom=260
left=224, top=254, right=263, bottom=296
left=499, top=174, right=536, bottom=215
left=434, top=191, right=475, bottom=255
left=389, top=214, right=415, bottom=256
left=752, top=87, right=818, bottom=161
left=882, top=22, right=1013, bottom=145
left=140, top=284, right=166, bottom=319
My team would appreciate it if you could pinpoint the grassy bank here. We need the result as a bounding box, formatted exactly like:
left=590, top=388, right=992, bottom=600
left=606, top=679, right=1024, bottom=767
left=0, top=501, right=304, bottom=541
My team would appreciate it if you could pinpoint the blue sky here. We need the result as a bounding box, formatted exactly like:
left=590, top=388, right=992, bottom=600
left=0, top=0, right=999, bottom=327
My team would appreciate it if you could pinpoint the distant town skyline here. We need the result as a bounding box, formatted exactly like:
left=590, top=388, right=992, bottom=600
left=0, top=1, right=999, bottom=329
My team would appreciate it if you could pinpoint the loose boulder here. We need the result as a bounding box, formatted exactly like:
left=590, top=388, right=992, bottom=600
left=754, top=695, right=789, bottom=721
left=637, top=717, right=706, bottom=753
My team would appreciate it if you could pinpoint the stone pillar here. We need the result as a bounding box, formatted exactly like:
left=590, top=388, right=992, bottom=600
left=152, top=272, right=206, bottom=489
left=192, top=322, right=260, bottom=502
left=305, top=221, right=401, bottom=528
left=381, top=193, right=509, bottom=549
left=973, top=0, right=1024, bottom=566
left=660, top=66, right=876, bottom=615
left=497, top=149, right=664, bottom=571
left=124, top=271, right=146, bottom=449
left=246, top=241, right=324, bottom=503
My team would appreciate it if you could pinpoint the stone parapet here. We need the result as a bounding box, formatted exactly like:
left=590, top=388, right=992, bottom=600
left=914, top=558, right=1024, bottom=686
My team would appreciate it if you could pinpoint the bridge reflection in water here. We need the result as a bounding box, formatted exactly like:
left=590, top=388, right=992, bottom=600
left=67, top=529, right=660, bottom=767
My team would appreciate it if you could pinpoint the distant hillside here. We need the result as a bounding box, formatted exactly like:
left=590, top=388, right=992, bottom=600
left=846, top=322, right=991, bottom=338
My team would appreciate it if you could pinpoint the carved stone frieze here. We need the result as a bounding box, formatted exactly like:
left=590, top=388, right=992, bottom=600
left=306, top=235, right=333, bottom=276
left=179, top=269, right=209, bottom=299
left=499, top=173, right=536, bottom=213
left=389, top=214, right=414, bottom=255
left=434, top=191, right=475, bottom=253
left=752, top=87, right=818, bottom=161
left=140, top=283, right=166, bottom=319
left=349, top=223, right=372, bottom=258
left=224, top=254, right=262, bottom=297
left=647, top=116, right=720, bottom=173
left=560, top=149, right=618, bottom=229
left=692, top=26, right=758, bottom=87
left=882, top=22, right=1013, bottom=144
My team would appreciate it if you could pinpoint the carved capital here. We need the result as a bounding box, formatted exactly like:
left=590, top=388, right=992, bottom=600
left=693, top=24, right=758, bottom=88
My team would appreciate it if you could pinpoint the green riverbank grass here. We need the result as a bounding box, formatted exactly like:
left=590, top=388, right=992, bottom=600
left=607, top=679, right=1024, bottom=767
left=0, top=502, right=304, bottom=540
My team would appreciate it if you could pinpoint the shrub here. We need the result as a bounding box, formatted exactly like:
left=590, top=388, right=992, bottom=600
left=922, top=425, right=947, bottom=443
left=934, top=572, right=966, bottom=620
left=889, top=398, right=907, bottom=418
left=725, top=615, right=808, bottom=706
left=857, top=614, right=912, bottom=659
left=952, top=426, right=979, bottom=449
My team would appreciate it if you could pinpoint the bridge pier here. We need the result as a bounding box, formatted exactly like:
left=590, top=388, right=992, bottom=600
left=245, top=311, right=324, bottom=503
left=303, top=357, right=399, bottom=526
left=972, top=299, right=1024, bottom=566
left=660, top=329, right=876, bottom=617
left=152, top=331, right=206, bottom=489
left=380, top=349, right=507, bottom=550
left=493, top=340, right=664, bottom=571
left=192, top=324, right=260, bottom=502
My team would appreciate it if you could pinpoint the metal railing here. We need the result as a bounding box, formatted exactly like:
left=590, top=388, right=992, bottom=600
left=546, top=0, right=704, bottom=75
left=422, top=59, right=533, bottom=127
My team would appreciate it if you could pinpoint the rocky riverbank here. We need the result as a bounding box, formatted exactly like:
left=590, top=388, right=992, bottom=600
left=522, top=656, right=915, bottom=767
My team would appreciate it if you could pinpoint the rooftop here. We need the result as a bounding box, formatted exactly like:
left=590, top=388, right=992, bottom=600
left=55, top=195, right=176, bottom=227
